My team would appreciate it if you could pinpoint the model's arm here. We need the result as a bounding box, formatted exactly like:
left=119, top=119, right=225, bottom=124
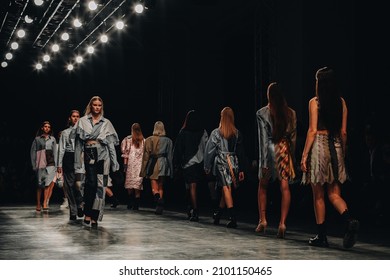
left=340, top=97, right=348, bottom=155
left=30, top=138, right=37, bottom=170
left=301, top=98, right=318, bottom=172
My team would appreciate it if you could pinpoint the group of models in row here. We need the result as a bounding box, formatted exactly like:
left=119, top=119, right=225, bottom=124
left=30, top=66, right=359, bottom=249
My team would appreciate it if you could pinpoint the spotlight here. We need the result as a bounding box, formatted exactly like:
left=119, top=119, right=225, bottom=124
left=100, top=34, right=108, bottom=43
left=115, top=20, right=124, bottom=30
left=17, top=29, right=26, bottom=38
left=52, top=44, right=60, bottom=52
left=1, top=62, right=8, bottom=68
left=25, top=15, right=33, bottom=24
left=75, top=56, right=83, bottom=63
left=61, top=32, right=69, bottom=41
left=67, top=64, right=74, bottom=71
left=87, top=46, right=94, bottom=54
left=134, top=4, right=144, bottom=14
left=34, top=0, right=44, bottom=6
left=11, top=42, right=19, bottom=50
left=88, top=1, right=98, bottom=11
left=5, top=53, right=13, bottom=60
left=43, top=54, right=50, bottom=62
left=73, top=18, right=82, bottom=28
left=35, top=63, right=43, bottom=70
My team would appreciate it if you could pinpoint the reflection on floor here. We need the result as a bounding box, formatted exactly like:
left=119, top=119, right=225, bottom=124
left=0, top=204, right=389, bottom=260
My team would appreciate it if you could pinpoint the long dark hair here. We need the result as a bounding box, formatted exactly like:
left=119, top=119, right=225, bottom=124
left=316, top=67, right=342, bottom=136
left=268, top=82, right=291, bottom=143
left=182, top=110, right=202, bottom=131
left=36, top=121, right=53, bottom=137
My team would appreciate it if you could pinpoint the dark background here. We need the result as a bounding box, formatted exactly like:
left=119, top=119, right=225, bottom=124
left=0, top=0, right=388, bottom=225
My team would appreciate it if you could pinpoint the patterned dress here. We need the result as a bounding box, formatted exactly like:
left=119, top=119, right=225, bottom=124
left=256, top=106, right=297, bottom=182
left=121, top=136, right=144, bottom=190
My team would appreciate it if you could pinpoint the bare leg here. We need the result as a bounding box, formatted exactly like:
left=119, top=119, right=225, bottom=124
left=279, top=179, right=291, bottom=226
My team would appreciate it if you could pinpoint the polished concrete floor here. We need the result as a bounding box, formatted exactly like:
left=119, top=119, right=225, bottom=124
left=0, top=203, right=389, bottom=260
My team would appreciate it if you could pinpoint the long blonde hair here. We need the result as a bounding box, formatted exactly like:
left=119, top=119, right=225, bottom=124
left=219, top=107, right=237, bottom=139
left=153, top=121, right=166, bottom=136
left=84, top=96, right=104, bottom=116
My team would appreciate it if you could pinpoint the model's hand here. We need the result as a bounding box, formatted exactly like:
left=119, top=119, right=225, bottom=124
left=300, top=156, right=307, bottom=172
left=238, top=171, right=244, bottom=182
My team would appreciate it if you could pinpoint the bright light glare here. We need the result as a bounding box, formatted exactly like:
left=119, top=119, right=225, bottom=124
left=75, top=56, right=83, bottom=63
left=43, top=54, right=50, bottom=62
left=11, top=42, right=19, bottom=50
left=34, top=0, right=44, bottom=6
left=73, top=18, right=82, bottom=28
left=25, top=15, right=33, bottom=23
left=61, top=32, right=69, bottom=41
left=1, top=62, right=8, bottom=68
left=116, top=21, right=124, bottom=30
left=135, top=4, right=144, bottom=14
left=17, top=29, right=26, bottom=38
left=87, top=46, right=94, bottom=54
left=35, top=63, right=43, bottom=70
left=52, top=44, right=60, bottom=52
left=5, top=53, right=13, bottom=60
left=88, top=1, right=98, bottom=11
left=67, top=64, right=74, bottom=71
left=100, top=34, right=108, bottom=43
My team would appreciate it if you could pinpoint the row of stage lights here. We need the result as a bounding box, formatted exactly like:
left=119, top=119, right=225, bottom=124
left=1, top=0, right=146, bottom=71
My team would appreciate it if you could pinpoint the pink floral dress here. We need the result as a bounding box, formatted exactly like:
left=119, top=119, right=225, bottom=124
left=121, top=136, right=144, bottom=190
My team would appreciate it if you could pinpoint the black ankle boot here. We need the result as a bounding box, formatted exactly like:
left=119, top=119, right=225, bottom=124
left=213, top=207, right=223, bottom=225
left=309, top=235, right=329, bottom=247
left=110, top=196, right=119, bottom=208
left=309, top=223, right=328, bottom=247
left=226, top=207, right=237, bottom=228
left=127, top=195, right=134, bottom=210
left=155, top=198, right=164, bottom=215
left=189, top=208, right=199, bottom=222
left=133, top=197, right=140, bottom=210
left=343, top=219, right=360, bottom=249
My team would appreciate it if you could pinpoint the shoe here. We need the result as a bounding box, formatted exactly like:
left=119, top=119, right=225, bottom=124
left=155, top=198, right=164, bottom=215
left=189, top=210, right=199, bottom=222
left=309, top=235, right=329, bottom=247
left=110, top=197, right=119, bottom=208
left=91, top=221, right=98, bottom=229
left=343, top=219, right=360, bottom=249
left=70, top=215, right=77, bottom=221
left=83, top=219, right=91, bottom=226
left=60, top=198, right=68, bottom=209
left=186, top=205, right=192, bottom=220
left=35, top=206, right=41, bottom=212
left=276, top=224, right=286, bottom=239
left=226, top=218, right=237, bottom=228
left=213, top=209, right=222, bottom=225
left=77, top=208, right=84, bottom=218
left=255, top=220, right=267, bottom=233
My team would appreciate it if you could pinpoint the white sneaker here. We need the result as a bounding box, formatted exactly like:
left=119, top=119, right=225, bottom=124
left=60, top=198, right=69, bottom=209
